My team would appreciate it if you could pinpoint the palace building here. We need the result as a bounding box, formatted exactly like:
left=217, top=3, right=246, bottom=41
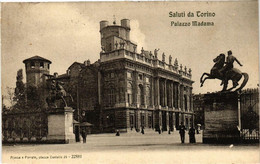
left=22, top=19, right=194, bottom=133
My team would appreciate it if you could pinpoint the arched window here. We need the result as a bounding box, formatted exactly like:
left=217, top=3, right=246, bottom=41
left=127, top=82, right=134, bottom=105
left=138, top=84, right=144, bottom=105
left=159, top=81, right=164, bottom=106
left=119, top=81, right=124, bottom=103
left=108, top=86, right=116, bottom=105
left=30, top=62, right=35, bottom=68
left=146, top=86, right=151, bottom=106
left=167, top=83, right=173, bottom=107
left=184, top=95, right=188, bottom=111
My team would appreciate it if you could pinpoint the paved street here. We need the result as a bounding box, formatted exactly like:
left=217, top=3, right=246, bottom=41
left=2, top=131, right=260, bottom=164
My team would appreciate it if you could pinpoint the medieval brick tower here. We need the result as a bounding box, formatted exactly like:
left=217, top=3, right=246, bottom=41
left=23, top=56, right=52, bottom=87
left=100, top=19, right=136, bottom=56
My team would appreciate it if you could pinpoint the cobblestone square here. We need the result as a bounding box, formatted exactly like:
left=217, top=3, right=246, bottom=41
left=3, top=131, right=259, bottom=164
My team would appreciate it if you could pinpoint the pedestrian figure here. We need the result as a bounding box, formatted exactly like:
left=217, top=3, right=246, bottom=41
left=168, top=129, right=171, bottom=134
left=179, top=122, right=186, bottom=143
left=188, top=126, right=196, bottom=143
left=81, top=128, right=87, bottom=143
left=158, top=129, right=161, bottom=134
left=196, top=125, right=200, bottom=134
left=141, top=127, right=144, bottom=134
left=116, top=130, right=120, bottom=136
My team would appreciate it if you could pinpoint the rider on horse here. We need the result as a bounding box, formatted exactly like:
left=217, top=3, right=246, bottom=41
left=220, top=50, right=243, bottom=87
left=200, top=50, right=248, bottom=92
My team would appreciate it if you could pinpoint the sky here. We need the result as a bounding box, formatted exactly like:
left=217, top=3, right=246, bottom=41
left=1, top=1, right=259, bottom=104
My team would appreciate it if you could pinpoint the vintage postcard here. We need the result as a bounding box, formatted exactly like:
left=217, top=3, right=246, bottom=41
left=1, top=1, right=259, bottom=164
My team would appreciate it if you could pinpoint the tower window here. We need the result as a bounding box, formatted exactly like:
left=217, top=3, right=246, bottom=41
left=31, top=62, right=35, bottom=68
left=138, top=74, right=143, bottom=80
left=40, top=62, right=44, bottom=68
left=47, top=64, right=50, bottom=69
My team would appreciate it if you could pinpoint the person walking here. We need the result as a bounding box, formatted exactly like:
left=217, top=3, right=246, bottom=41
left=179, top=122, right=186, bottom=143
left=116, top=130, right=120, bottom=136
left=141, top=126, right=145, bottom=134
left=188, top=126, right=196, bottom=143
left=81, top=128, right=87, bottom=143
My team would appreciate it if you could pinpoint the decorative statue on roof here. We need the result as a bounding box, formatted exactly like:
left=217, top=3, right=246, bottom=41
left=169, top=55, right=172, bottom=65
left=115, top=41, right=118, bottom=49
left=154, top=48, right=160, bottom=59
left=46, top=80, right=73, bottom=108
left=149, top=51, right=153, bottom=58
left=119, top=41, right=125, bottom=49
left=133, top=45, right=137, bottom=53
left=184, top=66, right=187, bottom=73
left=188, top=68, right=192, bottom=74
left=141, top=47, right=144, bottom=54
left=162, top=53, right=165, bottom=62
left=200, top=50, right=248, bottom=92
left=174, top=58, right=178, bottom=67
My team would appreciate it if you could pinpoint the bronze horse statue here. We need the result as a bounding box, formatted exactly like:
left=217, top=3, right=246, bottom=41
left=46, top=80, right=73, bottom=108
left=200, top=54, right=248, bottom=92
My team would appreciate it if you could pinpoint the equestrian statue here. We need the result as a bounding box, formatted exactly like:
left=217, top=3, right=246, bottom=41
left=46, top=80, right=74, bottom=108
left=200, top=50, right=249, bottom=92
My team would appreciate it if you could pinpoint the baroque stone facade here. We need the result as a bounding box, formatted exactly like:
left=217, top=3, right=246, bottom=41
left=72, top=19, right=194, bottom=133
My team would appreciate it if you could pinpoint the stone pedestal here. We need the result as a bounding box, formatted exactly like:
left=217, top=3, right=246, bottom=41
left=47, top=107, right=75, bottom=144
left=203, top=92, right=240, bottom=144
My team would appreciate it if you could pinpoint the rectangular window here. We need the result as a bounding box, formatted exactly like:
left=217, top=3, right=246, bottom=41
left=40, top=62, right=44, bottom=68
left=130, top=115, right=134, bottom=128
left=31, top=62, right=35, bottom=68
left=139, top=74, right=143, bottom=80
left=141, top=115, right=145, bottom=127
left=148, top=116, right=152, bottom=128
left=128, top=94, right=130, bottom=104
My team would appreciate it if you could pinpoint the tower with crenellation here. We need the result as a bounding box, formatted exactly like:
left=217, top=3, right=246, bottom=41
left=23, top=56, right=52, bottom=87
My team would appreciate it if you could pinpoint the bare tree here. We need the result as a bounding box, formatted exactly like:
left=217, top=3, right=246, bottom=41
left=5, top=87, right=15, bottom=108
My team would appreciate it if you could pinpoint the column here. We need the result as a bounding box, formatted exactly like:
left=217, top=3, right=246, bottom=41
left=164, top=79, right=167, bottom=107
left=187, top=87, right=190, bottom=112
left=143, top=79, right=146, bottom=107
left=175, top=83, right=178, bottom=109
left=134, top=71, right=138, bottom=106
left=154, top=110, right=162, bottom=132
left=171, top=82, right=174, bottom=108
left=172, top=112, right=176, bottom=131
left=98, top=71, right=101, bottom=105
left=190, top=87, right=193, bottom=112
left=166, top=111, right=169, bottom=131
left=177, top=83, right=181, bottom=110
left=154, top=77, right=160, bottom=107
left=180, top=85, right=185, bottom=111
left=135, top=109, right=140, bottom=131
left=151, top=77, right=154, bottom=106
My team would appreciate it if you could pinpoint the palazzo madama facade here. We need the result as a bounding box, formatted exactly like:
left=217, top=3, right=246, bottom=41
left=90, top=19, right=194, bottom=132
